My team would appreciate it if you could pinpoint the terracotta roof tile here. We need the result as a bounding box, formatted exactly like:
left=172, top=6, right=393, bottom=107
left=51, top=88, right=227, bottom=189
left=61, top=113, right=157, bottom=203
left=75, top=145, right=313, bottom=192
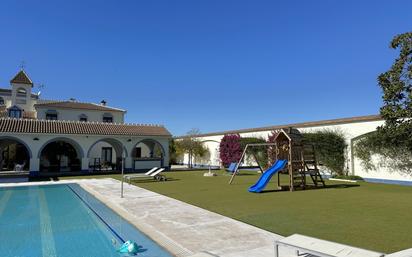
left=0, top=118, right=171, bottom=137
left=34, top=101, right=125, bottom=112
left=10, top=70, right=33, bottom=85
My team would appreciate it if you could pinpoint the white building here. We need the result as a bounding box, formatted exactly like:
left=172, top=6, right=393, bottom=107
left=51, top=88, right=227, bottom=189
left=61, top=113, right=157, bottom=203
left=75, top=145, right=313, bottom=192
left=176, top=115, right=412, bottom=185
left=0, top=70, right=171, bottom=176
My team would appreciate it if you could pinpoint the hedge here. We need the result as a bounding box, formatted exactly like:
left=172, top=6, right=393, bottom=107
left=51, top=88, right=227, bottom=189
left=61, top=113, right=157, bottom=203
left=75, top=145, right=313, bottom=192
left=302, top=130, right=347, bottom=175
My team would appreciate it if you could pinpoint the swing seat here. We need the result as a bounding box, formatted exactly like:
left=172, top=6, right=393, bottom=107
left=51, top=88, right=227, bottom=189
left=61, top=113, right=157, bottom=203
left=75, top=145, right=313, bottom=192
left=226, top=163, right=237, bottom=173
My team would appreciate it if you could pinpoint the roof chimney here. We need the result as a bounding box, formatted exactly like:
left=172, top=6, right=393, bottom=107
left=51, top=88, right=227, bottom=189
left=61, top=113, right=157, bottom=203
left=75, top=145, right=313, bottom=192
left=100, top=100, right=107, bottom=106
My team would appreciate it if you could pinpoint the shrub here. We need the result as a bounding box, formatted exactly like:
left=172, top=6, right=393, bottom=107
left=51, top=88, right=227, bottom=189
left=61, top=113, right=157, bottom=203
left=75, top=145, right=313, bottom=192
left=353, top=131, right=412, bottom=174
left=219, top=134, right=242, bottom=167
left=267, top=131, right=279, bottom=165
left=302, top=130, right=347, bottom=176
left=240, top=137, right=268, bottom=168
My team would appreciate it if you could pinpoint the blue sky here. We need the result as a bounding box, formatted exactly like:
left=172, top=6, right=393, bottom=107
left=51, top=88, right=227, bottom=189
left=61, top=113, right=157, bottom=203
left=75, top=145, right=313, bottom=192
left=0, top=1, right=411, bottom=135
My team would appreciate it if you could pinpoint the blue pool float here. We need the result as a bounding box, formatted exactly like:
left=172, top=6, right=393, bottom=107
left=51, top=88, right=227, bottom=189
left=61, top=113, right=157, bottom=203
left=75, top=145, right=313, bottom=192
left=118, top=240, right=140, bottom=255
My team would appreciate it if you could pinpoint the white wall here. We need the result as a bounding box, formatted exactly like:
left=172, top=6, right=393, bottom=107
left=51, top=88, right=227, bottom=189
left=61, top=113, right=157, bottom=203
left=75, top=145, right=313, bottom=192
left=353, top=154, right=412, bottom=182
left=11, top=83, right=34, bottom=112
left=35, top=107, right=124, bottom=123
left=177, top=119, right=412, bottom=182
left=0, top=84, right=38, bottom=114
left=134, top=142, right=152, bottom=158
left=88, top=141, right=117, bottom=164
left=0, top=94, right=13, bottom=108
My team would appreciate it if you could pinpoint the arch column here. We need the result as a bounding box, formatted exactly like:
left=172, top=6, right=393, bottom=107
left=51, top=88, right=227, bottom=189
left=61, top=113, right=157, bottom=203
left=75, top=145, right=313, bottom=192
left=29, top=146, right=40, bottom=176
left=81, top=157, right=89, bottom=173
left=125, top=157, right=133, bottom=171
left=29, top=157, right=40, bottom=176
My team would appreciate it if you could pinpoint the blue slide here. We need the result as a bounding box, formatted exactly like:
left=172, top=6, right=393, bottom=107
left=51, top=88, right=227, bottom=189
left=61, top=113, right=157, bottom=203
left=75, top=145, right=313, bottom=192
left=248, top=159, right=287, bottom=193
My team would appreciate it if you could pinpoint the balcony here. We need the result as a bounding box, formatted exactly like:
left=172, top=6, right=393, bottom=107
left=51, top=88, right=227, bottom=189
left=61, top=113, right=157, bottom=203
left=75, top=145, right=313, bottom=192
left=0, top=109, right=37, bottom=119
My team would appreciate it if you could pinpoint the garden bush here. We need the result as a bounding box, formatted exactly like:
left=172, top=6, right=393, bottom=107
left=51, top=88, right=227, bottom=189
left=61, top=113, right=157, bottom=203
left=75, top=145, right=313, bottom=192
left=353, top=131, right=412, bottom=174
left=219, top=134, right=242, bottom=167
left=239, top=137, right=268, bottom=168
left=302, top=130, right=347, bottom=176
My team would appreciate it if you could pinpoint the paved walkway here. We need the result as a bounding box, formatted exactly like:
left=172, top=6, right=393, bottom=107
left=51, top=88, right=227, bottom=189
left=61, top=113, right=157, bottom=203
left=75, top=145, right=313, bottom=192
left=81, top=178, right=292, bottom=257
left=1, top=179, right=297, bottom=257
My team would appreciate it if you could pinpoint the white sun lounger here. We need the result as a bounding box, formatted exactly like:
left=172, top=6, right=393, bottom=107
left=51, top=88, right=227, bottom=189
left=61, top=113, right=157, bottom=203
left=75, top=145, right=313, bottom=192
left=275, top=234, right=384, bottom=257
left=124, top=167, right=158, bottom=180
left=125, top=168, right=166, bottom=184
left=386, top=248, right=412, bottom=257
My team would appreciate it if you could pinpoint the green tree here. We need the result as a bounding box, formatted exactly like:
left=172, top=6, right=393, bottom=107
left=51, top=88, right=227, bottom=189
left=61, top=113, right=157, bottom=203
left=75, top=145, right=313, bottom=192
left=169, top=139, right=177, bottom=165
left=379, top=32, right=412, bottom=149
left=354, top=32, right=412, bottom=173
left=175, top=128, right=208, bottom=168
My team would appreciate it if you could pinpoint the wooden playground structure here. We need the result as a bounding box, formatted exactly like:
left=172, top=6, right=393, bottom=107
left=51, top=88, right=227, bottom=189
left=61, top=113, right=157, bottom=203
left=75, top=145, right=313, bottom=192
left=229, top=127, right=325, bottom=191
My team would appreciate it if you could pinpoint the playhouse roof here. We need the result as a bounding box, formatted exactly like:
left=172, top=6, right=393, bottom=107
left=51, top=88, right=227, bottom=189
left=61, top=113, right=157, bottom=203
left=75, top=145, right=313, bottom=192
left=274, top=128, right=302, bottom=143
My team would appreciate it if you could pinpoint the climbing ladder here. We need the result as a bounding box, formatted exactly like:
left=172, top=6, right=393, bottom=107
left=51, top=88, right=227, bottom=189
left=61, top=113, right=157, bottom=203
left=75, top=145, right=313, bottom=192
left=290, top=146, right=307, bottom=190
left=303, top=145, right=325, bottom=187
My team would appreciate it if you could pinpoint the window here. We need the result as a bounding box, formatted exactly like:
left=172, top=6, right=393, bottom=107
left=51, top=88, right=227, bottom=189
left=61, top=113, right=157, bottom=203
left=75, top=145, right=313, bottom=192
left=79, top=114, right=88, bottom=122
left=134, top=147, right=142, bottom=158
left=102, top=113, right=113, bottom=123
left=103, top=116, right=113, bottom=123
left=101, top=147, right=112, bottom=163
left=8, top=106, right=22, bottom=118
left=0, top=97, right=4, bottom=105
left=45, top=110, right=58, bottom=120
left=46, top=113, right=58, bottom=120
left=16, top=88, right=27, bottom=97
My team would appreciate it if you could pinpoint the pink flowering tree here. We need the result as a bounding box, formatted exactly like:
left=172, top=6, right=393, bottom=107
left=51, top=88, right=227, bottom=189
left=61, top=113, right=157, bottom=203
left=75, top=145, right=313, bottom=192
left=267, top=130, right=279, bottom=166
left=219, top=134, right=242, bottom=167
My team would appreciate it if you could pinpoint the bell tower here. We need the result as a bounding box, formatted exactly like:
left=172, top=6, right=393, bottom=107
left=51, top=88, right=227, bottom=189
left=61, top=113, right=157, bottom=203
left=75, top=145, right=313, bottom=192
left=10, top=69, right=34, bottom=113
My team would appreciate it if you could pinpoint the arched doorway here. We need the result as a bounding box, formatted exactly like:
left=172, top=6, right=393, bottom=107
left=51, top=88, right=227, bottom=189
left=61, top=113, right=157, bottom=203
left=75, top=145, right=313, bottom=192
left=131, top=139, right=165, bottom=170
left=0, top=137, right=31, bottom=171
left=87, top=138, right=127, bottom=171
left=39, top=139, right=82, bottom=173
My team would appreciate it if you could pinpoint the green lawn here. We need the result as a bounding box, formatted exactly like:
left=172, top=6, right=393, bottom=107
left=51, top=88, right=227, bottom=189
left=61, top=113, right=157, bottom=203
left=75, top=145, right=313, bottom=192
left=58, top=170, right=412, bottom=253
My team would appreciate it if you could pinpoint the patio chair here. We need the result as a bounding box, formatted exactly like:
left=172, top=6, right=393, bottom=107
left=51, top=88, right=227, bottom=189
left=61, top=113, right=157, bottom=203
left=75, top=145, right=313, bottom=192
left=275, top=234, right=383, bottom=257
left=386, top=248, right=412, bottom=257
left=14, top=161, right=26, bottom=172
left=124, top=167, right=158, bottom=180
left=124, top=168, right=166, bottom=184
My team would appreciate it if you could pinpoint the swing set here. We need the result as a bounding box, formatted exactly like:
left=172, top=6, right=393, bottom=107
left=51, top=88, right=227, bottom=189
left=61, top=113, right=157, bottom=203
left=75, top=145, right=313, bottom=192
left=228, top=128, right=325, bottom=191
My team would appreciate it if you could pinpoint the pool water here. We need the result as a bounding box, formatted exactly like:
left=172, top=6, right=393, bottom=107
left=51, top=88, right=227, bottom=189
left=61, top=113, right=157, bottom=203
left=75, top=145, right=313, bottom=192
left=0, top=184, right=173, bottom=257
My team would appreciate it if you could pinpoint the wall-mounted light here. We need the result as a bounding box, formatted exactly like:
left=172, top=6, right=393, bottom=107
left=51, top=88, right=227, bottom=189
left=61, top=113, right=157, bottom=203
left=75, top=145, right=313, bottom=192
left=33, top=137, right=39, bottom=141
left=127, top=139, right=132, bottom=142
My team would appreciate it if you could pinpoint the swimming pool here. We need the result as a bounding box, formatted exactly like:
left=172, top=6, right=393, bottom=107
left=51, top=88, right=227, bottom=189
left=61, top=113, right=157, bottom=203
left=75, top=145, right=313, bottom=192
left=0, top=184, right=173, bottom=257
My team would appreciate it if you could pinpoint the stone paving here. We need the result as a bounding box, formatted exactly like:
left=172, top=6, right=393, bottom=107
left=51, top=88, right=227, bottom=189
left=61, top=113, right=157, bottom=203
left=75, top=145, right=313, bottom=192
left=79, top=178, right=301, bottom=257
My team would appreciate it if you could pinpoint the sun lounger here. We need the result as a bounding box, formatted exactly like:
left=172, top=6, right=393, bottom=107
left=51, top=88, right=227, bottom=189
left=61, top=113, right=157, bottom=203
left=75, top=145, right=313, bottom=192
left=386, top=248, right=412, bottom=257
left=124, top=167, right=158, bottom=179
left=125, top=168, right=166, bottom=184
left=275, top=234, right=384, bottom=257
